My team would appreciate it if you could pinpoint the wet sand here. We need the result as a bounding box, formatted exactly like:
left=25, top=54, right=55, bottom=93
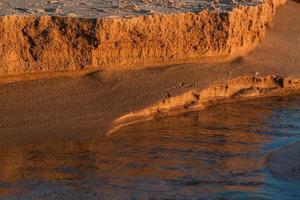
left=0, top=1, right=299, bottom=148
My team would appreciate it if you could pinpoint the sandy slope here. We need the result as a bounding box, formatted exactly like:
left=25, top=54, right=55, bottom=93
left=108, top=75, right=300, bottom=134
left=0, top=1, right=299, bottom=148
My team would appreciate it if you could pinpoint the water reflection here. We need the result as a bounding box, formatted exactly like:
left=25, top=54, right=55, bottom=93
left=0, top=95, right=300, bottom=199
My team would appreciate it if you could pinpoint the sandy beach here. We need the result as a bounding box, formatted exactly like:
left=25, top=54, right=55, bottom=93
left=0, top=0, right=299, bottom=143
left=0, top=0, right=299, bottom=187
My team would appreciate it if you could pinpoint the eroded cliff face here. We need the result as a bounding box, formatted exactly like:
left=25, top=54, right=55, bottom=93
left=108, top=75, right=300, bottom=134
left=0, top=0, right=286, bottom=77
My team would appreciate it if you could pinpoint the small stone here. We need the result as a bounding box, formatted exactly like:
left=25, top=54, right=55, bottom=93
left=67, top=12, right=77, bottom=17
left=47, top=0, right=59, bottom=4
left=126, top=4, right=140, bottom=11
left=36, top=8, right=46, bottom=13
left=44, top=7, right=58, bottom=13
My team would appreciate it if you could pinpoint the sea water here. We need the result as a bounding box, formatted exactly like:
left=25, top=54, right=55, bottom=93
left=0, top=95, right=299, bottom=199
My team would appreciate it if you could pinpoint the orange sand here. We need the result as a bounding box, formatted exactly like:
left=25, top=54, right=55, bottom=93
left=0, top=0, right=285, bottom=78
left=0, top=1, right=299, bottom=148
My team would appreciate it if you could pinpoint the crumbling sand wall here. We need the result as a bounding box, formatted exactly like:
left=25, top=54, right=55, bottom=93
left=108, top=75, right=300, bottom=134
left=0, top=0, right=286, bottom=77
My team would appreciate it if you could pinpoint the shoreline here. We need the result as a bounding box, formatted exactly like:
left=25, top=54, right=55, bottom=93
left=0, top=1, right=299, bottom=145
left=108, top=75, right=300, bottom=134
left=0, top=0, right=299, bottom=181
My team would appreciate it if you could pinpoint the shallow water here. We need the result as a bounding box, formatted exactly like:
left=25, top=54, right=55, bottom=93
left=0, top=95, right=300, bottom=199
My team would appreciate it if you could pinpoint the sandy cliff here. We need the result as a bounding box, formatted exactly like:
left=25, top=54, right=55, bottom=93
left=0, top=0, right=286, bottom=77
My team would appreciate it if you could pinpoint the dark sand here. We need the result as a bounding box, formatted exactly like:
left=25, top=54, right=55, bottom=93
left=0, top=1, right=299, bottom=149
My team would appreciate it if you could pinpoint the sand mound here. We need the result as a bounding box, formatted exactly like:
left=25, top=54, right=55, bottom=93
left=267, top=142, right=300, bottom=180
left=0, top=0, right=285, bottom=78
left=108, top=75, right=300, bottom=134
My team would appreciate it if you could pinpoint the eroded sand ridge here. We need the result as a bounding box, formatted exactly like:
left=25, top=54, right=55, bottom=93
left=109, top=75, right=300, bottom=133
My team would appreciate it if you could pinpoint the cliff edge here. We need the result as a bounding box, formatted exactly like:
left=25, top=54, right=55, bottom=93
left=0, top=0, right=286, bottom=77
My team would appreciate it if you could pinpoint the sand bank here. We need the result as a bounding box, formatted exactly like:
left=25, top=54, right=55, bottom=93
left=108, top=75, right=300, bottom=134
left=267, top=142, right=300, bottom=180
left=0, top=0, right=285, bottom=78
